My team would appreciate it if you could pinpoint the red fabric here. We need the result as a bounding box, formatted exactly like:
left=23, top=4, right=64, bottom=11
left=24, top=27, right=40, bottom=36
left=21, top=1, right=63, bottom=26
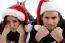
left=8, top=4, right=28, bottom=25
left=37, top=0, right=48, bottom=24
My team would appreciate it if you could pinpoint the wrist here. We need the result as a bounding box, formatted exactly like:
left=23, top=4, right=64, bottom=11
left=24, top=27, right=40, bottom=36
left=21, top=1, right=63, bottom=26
left=34, top=38, right=40, bottom=43
left=19, top=32, right=25, bottom=37
left=2, top=33, right=7, bottom=36
left=35, top=36, right=41, bottom=43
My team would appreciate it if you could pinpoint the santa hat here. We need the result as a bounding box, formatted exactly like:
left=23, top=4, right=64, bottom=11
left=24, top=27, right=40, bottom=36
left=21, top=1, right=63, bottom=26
left=40, top=1, right=60, bottom=14
left=34, top=0, right=48, bottom=31
left=37, top=0, right=48, bottom=24
left=1, top=4, right=32, bottom=32
left=35, top=0, right=61, bottom=31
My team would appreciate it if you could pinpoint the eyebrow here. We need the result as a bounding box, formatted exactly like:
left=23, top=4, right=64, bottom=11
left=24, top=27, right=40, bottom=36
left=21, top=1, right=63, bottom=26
left=45, top=16, right=57, bottom=18
left=52, top=16, right=56, bottom=18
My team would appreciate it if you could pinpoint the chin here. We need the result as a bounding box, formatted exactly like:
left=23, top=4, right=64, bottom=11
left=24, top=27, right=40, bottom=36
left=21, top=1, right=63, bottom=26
left=47, top=26, right=55, bottom=31
left=11, top=30, right=16, bottom=32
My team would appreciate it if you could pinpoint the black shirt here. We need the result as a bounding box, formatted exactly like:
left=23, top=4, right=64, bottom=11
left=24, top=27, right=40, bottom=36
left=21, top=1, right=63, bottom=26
left=7, top=31, right=20, bottom=43
left=29, top=28, right=55, bottom=43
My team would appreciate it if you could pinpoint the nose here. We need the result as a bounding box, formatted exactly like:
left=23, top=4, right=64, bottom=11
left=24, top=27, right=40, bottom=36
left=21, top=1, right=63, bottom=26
left=48, top=19, right=53, bottom=25
left=9, top=22, right=14, bottom=28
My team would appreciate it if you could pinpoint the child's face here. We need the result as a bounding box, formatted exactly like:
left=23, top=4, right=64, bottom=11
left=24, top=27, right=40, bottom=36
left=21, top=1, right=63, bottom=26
left=6, top=16, right=20, bottom=32
left=42, top=11, right=60, bottom=31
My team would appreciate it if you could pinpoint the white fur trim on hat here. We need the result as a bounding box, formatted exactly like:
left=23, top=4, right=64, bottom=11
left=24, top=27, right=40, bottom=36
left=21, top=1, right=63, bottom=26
left=34, top=25, right=41, bottom=31
left=2, top=9, right=25, bottom=21
left=25, top=24, right=32, bottom=32
left=40, top=2, right=60, bottom=14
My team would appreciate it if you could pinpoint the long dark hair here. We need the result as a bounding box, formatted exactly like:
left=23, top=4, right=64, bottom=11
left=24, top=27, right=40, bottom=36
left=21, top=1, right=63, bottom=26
left=0, top=15, right=26, bottom=34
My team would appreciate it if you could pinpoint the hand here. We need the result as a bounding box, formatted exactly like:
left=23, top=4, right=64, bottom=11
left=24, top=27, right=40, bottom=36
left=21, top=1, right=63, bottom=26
left=35, top=26, right=49, bottom=42
left=0, top=34, right=2, bottom=43
left=17, top=25, right=25, bottom=43
left=2, top=24, right=10, bottom=36
left=50, top=27, right=63, bottom=42
left=17, top=25, right=25, bottom=35
left=2, top=24, right=11, bottom=43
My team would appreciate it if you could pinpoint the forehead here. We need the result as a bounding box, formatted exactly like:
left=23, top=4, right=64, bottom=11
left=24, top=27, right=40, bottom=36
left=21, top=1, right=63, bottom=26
left=7, top=16, right=18, bottom=21
left=43, top=11, right=59, bottom=17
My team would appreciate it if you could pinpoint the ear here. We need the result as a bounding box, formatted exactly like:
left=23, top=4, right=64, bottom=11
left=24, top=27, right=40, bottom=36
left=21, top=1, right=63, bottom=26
left=59, top=16, right=60, bottom=22
left=58, top=15, right=61, bottom=25
left=58, top=12, right=61, bottom=22
left=57, top=13, right=61, bottom=26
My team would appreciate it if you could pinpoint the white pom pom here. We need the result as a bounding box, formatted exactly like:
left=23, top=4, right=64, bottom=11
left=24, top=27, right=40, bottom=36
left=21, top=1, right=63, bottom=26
left=25, top=24, right=32, bottom=32
left=34, top=25, right=41, bottom=31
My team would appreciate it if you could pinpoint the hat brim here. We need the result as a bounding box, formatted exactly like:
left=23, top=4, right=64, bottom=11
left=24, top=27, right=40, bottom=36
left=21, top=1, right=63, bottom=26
left=2, top=9, right=25, bottom=21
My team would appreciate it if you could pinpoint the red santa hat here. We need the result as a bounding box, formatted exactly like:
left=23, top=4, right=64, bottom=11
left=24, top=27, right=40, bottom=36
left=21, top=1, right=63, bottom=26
left=34, top=0, right=48, bottom=31
left=35, top=0, right=61, bottom=31
left=37, top=0, right=48, bottom=24
left=1, top=4, right=32, bottom=32
left=40, top=2, right=60, bottom=14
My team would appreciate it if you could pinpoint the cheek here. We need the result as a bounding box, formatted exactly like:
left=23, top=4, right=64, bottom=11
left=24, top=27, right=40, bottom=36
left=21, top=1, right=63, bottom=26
left=14, top=23, right=20, bottom=28
left=54, top=19, right=59, bottom=25
left=42, top=18, right=48, bottom=24
left=52, top=18, right=59, bottom=26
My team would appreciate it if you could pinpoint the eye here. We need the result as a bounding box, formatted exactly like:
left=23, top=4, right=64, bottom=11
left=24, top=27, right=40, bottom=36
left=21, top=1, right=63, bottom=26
left=7, top=21, right=10, bottom=24
left=45, top=16, right=49, bottom=19
left=52, top=17, right=57, bottom=19
left=13, top=20, right=18, bottom=23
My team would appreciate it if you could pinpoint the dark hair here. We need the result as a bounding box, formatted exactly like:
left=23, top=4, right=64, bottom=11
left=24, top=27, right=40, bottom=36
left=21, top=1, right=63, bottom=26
left=0, top=15, right=26, bottom=34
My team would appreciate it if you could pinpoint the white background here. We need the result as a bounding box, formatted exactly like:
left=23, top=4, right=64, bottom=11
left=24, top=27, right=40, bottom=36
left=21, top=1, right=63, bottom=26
left=0, top=0, right=65, bottom=23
